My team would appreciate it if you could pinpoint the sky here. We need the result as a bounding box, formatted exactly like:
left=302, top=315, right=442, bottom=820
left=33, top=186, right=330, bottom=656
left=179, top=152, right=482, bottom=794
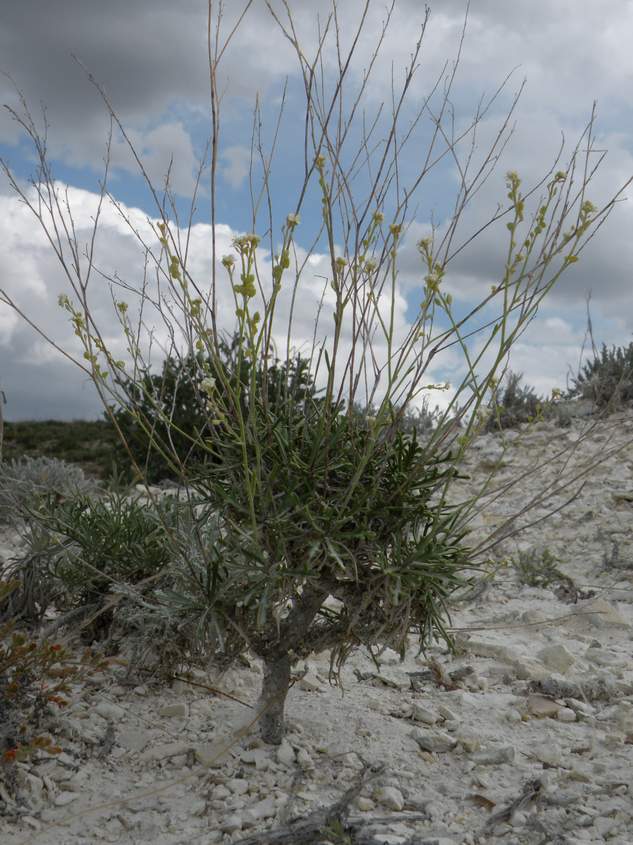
left=1, top=0, right=633, bottom=420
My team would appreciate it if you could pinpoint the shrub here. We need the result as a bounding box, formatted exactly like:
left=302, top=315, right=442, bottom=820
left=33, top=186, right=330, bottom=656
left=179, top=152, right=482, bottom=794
left=5, top=491, right=183, bottom=639
left=107, top=335, right=320, bottom=484
left=512, top=547, right=568, bottom=590
left=0, top=455, right=98, bottom=526
left=484, top=371, right=545, bottom=432
left=1, top=4, right=622, bottom=745
left=568, top=341, right=633, bottom=409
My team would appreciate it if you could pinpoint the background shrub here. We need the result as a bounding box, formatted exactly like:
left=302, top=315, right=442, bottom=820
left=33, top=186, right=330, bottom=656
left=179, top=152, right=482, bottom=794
left=567, top=341, right=633, bottom=409
left=484, top=371, right=544, bottom=432
left=108, top=333, right=319, bottom=483
left=1, top=491, right=185, bottom=639
left=0, top=455, right=99, bottom=526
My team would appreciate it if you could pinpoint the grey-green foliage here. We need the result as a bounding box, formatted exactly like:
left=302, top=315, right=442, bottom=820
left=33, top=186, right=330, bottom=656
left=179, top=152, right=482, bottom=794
left=0, top=456, right=98, bottom=526
left=512, top=547, right=571, bottom=591
left=484, top=371, right=574, bottom=432
left=484, top=371, right=544, bottom=432
left=568, top=341, right=633, bottom=409
left=1, top=488, right=188, bottom=636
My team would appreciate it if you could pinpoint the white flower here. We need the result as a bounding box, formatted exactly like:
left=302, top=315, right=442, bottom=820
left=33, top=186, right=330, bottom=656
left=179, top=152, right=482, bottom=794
left=200, top=377, right=216, bottom=396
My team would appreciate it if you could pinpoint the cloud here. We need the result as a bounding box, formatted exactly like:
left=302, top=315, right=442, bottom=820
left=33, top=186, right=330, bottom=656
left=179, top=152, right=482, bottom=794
left=1, top=1, right=633, bottom=418
left=220, top=145, right=251, bottom=190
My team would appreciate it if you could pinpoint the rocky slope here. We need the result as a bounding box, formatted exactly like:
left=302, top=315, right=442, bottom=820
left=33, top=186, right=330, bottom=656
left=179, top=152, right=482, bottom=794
left=1, top=407, right=632, bottom=845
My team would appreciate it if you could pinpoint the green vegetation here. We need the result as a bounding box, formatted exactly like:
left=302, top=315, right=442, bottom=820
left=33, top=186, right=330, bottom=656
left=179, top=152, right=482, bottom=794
left=568, top=340, right=633, bottom=409
left=1, top=420, right=118, bottom=480
left=0, top=2, right=623, bottom=746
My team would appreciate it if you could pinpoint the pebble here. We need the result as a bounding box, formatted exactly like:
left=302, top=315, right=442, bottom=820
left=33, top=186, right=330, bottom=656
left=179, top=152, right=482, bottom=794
left=242, top=797, right=277, bottom=825
left=54, top=791, right=79, bottom=806
left=527, top=693, right=561, bottom=718
left=276, top=740, right=295, bottom=766
left=468, top=746, right=515, bottom=765
left=411, top=703, right=439, bottom=724
left=531, top=741, right=562, bottom=767
left=375, top=786, right=404, bottom=811
left=557, top=706, right=576, bottom=722
left=95, top=701, right=126, bottom=721
left=159, top=702, right=188, bottom=718
left=220, top=813, right=243, bottom=833
left=410, top=728, right=457, bottom=753
left=356, top=796, right=375, bottom=811
left=298, top=668, right=324, bottom=692
left=226, top=778, right=250, bottom=796
left=536, top=643, right=575, bottom=673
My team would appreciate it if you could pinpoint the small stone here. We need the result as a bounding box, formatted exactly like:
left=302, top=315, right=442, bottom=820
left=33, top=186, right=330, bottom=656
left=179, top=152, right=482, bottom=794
left=375, top=786, right=404, bottom=811
left=531, top=742, right=562, bottom=767
left=195, top=739, right=233, bottom=768
left=557, top=707, right=576, bottom=723
left=356, top=796, right=375, bottom=812
left=139, top=741, right=190, bottom=763
left=95, top=701, right=126, bottom=721
left=276, top=740, right=295, bottom=766
left=226, top=778, right=250, bottom=795
left=220, top=813, right=243, bottom=833
left=240, top=748, right=271, bottom=770
left=457, top=732, right=481, bottom=753
left=375, top=647, right=401, bottom=665
left=410, top=728, right=457, bottom=753
left=159, top=702, right=187, bottom=718
left=298, top=669, right=324, bottom=692
left=411, top=703, right=439, bottom=725
left=54, top=791, right=78, bottom=807
left=243, top=797, right=277, bottom=824
left=536, top=644, right=575, bottom=674
left=296, top=748, right=314, bottom=771
left=527, top=694, right=561, bottom=719
left=469, top=746, right=515, bottom=765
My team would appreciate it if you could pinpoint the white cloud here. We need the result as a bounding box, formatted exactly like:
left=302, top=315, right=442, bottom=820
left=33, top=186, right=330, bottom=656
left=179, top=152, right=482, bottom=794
left=0, top=182, right=475, bottom=418
left=220, top=145, right=251, bottom=190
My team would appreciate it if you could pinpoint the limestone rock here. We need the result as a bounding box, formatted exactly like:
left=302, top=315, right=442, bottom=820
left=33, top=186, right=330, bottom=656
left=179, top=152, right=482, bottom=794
left=536, top=644, right=575, bottom=674
left=375, top=786, right=404, bottom=811
left=469, top=746, right=515, bottom=765
left=527, top=694, right=561, bottom=719
left=410, top=728, right=457, bottom=753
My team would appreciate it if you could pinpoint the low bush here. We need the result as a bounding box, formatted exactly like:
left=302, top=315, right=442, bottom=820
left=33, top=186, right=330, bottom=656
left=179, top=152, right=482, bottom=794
left=512, top=547, right=568, bottom=589
left=484, top=371, right=545, bottom=432
left=107, top=334, right=319, bottom=484
left=2, top=491, right=186, bottom=638
left=0, top=455, right=99, bottom=526
left=568, top=341, right=633, bottom=409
